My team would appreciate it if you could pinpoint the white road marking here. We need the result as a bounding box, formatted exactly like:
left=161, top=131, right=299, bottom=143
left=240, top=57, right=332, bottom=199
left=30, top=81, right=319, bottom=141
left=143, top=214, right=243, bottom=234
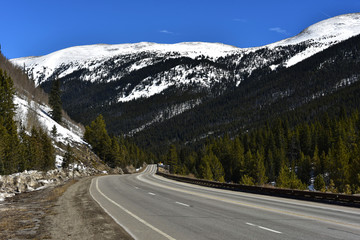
left=258, top=226, right=282, bottom=234
left=151, top=172, right=360, bottom=216
left=175, top=201, right=190, bottom=207
left=148, top=192, right=156, bottom=196
left=92, top=177, right=175, bottom=240
left=139, top=173, right=360, bottom=229
left=246, top=222, right=282, bottom=234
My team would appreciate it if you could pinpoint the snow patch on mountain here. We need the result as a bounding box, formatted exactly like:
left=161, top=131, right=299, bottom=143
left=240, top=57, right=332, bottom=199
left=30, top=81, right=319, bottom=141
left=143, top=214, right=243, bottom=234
left=12, top=42, right=239, bottom=86
left=14, top=96, right=84, bottom=145
left=274, top=13, right=360, bottom=47
left=118, top=64, right=237, bottom=102
left=128, top=99, right=202, bottom=136
left=269, top=13, right=360, bottom=67
left=9, top=13, right=360, bottom=103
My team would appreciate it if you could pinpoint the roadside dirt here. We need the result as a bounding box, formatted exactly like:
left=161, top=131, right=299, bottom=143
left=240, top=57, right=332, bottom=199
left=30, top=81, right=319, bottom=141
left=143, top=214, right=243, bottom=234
left=0, top=180, right=75, bottom=239
left=0, top=176, right=133, bottom=240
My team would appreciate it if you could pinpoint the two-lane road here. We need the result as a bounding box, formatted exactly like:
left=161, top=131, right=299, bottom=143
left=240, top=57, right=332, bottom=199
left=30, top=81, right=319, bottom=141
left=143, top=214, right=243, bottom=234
left=90, top=165, right=360, bottom=240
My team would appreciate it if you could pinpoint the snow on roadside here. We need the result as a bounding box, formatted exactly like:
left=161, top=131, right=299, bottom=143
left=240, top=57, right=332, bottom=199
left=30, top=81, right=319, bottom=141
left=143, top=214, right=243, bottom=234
left=0, top=166, right=102, bottom=202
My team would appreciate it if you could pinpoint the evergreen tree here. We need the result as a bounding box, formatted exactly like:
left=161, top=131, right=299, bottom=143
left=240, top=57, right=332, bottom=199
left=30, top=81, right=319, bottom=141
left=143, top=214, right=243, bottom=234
left=198, top=157, right=213, bottom=180
left=297, top=152, right=311, bottom=185
left=230, top=137, right=244, bottom=183
left=84, top=114, right=112, bottom=162
left=0, top=69, right=16, bottom=134
left=255, top=150, right=267, bottom=185
left=207, top=150, right=225, bottom=182
left=184, top=151, right=197, bottom=175
left=51, top=125, right=58, bottom=139
left=49, top=78, right=62, bottom=123
left=299, top=124, right=312, bottom=156
left=276, top=164, right=291, bottom=188
left=62, top=143, right=74, bottom=169
left=276, top=163, right=305, bottom=189
left=39, top=128, right=55, bottom=171
left=0, top=69, right=20, bottom=174
left=109, top=136, right=125, bottom=168
left=314, top=174, right=326, bottom=192
left=266, top=149, right=276, bottom=181
left=167, top=144, right=179, bottom=174
left=0, top=124, right=6, bottom=174
left=240, top=174, right=255, bottom=185
left=312, top=146, right=322, bottom=175
left=330, top=137, right=350, bottom=192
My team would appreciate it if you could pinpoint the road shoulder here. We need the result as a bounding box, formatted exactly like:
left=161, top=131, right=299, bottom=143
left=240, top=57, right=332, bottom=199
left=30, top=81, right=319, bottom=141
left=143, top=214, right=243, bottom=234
left=48, top=176, right=133, bottom=239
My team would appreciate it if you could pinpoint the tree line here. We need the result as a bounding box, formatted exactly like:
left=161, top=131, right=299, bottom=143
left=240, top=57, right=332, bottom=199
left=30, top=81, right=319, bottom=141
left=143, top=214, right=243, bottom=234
left=164, top=108, right=360, bottom=194
left=0, top=69, right=55, bottom=175
left=84, top=114, right=153, bottom=168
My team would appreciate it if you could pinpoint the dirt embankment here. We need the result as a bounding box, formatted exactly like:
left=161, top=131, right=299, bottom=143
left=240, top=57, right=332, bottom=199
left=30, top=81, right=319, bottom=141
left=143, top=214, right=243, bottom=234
left=0, top=177, right=132, bottom=240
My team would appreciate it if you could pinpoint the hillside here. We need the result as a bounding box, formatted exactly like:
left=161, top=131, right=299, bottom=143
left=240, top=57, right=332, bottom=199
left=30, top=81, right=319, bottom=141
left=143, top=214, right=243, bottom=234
left=135, top=33, right=360, bottom=149
left=10, top=13, right=360, bottom=153
left=0, top=50, right=112, bottom=184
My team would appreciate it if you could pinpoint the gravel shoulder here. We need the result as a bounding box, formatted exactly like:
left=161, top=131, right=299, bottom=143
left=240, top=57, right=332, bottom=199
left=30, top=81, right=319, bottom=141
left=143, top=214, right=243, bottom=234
left=48, top=176, right=133, bottom=239
left=0, top=176, right=133, bottom=240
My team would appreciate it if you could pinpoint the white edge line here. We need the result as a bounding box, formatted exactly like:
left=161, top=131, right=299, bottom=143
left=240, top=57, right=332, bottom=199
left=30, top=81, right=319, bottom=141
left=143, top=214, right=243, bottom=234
left=175, top=201, right=190, bottom=207
left=89, top=178, right=138, bottom=240
left=258, top=226, right=282, bottom=234
left=148, top=192, right=156, bottom=195
left=246, top=222, right=256, bottom=226
left=90, top=177, right=175, bottom=240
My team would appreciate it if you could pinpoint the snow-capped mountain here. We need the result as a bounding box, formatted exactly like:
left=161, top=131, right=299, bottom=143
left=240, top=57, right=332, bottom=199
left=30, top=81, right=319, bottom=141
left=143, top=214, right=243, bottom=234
left=12, top=13, right=360, bottom=101
left=12, top=42, right=238, bottom=86
left=270, top=13, right=360, bottom=67
left=10, top=13, right=360, bottom=137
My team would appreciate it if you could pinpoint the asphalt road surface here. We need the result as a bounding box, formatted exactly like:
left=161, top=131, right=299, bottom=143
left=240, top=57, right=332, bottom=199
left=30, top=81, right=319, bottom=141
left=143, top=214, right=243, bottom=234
left=90, top=165, right=360, bottom=240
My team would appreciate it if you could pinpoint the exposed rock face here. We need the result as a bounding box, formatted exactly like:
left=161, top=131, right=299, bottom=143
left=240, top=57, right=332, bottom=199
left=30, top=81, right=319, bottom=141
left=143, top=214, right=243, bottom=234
left=123, top=165, right=136, bottom=174
left=109, top=167, right=124, bottom=175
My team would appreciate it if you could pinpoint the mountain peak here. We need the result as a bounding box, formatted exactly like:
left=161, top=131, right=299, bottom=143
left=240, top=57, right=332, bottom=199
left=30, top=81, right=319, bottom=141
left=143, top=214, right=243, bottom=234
left=10, top=13, right=360, bottom=88
left=272, top=13, right=360, bottom=47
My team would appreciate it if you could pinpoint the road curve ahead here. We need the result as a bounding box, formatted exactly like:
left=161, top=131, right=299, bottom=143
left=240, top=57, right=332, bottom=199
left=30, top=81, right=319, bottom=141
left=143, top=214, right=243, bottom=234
left=90, top=165, right=360, bottom=240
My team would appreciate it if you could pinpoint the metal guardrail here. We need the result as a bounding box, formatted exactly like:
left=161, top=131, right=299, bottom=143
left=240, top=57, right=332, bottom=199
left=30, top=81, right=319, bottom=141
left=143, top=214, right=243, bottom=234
left=156, top=171, right=360, bottom=207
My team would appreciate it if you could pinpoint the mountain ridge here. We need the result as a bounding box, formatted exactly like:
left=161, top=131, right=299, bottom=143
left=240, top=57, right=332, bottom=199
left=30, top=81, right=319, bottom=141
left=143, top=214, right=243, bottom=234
left=12, top=13, right=360, bottom=71
left=9, top=13, right=360, bottom=150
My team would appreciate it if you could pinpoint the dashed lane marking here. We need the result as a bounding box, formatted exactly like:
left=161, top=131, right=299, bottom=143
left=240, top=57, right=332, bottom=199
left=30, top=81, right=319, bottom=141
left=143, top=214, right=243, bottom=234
left=175, top=201, right=190, bottom=207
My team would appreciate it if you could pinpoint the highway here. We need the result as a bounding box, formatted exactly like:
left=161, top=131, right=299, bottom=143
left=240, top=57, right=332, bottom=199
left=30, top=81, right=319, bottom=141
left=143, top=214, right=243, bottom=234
left=90, top=164, right=360, bottom=240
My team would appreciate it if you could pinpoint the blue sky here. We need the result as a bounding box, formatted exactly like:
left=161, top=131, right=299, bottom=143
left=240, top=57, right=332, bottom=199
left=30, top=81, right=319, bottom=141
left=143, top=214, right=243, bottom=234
left=1, top=0, right=360, bottom=59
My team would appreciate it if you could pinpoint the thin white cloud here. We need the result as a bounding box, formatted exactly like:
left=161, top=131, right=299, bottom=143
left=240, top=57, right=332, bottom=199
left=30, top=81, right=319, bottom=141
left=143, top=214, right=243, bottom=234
left=320, top=11, right=331, bottom=18
left=159, top=30, right=174, bottom=34
left=269, top=27, right=289, bottom=35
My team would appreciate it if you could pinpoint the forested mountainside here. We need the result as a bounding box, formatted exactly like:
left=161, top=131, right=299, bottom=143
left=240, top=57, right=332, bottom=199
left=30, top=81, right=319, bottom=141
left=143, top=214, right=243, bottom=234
left=0, top=50, right=149, bottom=176
left=11, top=14, right=360, bottom=149
left=5, top=13, right=360, bottom=193
left=163, top=105, right=360, bottom=193
left=135, top=33, right=360, bottom=152
left=157, top=33, right=360, bottom=194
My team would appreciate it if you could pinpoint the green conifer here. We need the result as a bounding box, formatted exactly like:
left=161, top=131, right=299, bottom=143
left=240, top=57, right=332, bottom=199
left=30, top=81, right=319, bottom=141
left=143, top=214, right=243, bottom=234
left=167, top=145, right=179, bottom=174
left=49, top=78, right=62, bottom=123
left=314, top=174, right=326, bottom=192
left=62, top=143, right=74, bottom=169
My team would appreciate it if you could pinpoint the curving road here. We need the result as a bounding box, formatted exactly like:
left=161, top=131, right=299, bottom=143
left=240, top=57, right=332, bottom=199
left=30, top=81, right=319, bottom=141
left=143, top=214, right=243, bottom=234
left=90, top=165, right=360, bottom=240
